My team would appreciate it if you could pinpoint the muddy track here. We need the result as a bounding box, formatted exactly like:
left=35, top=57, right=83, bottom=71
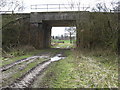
left=1, top=60, right=49, bottom=89
left=2, top=54, right=66, bottom=89
left=1, top=55, right=50, bottom=71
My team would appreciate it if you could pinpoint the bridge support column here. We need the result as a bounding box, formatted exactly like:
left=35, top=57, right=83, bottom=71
left=76, top=26, right=81, bottom=48
left=76, top=12, right=90, bottom=49
left=42, top=23, right=52, bottom=48
left=76, top=22, right=84, bottom=48
left=30, top=23, right=50, bottom=49
left=36, top=23, right=52, bottom=49
left=30, top=23, right=45, bottom=49
left=37, top=23, right=44, bottom=48
left=76, top=22, right=90, bottom=49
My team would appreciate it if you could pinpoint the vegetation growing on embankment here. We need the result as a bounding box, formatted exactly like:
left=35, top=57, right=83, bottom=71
left=33, top=49, right=118, bottom=88
left=2, top=14, right=43, bottom=51
left=76, top=12, right=118, bottom=53
left=2, top=45, right=35, bottom=66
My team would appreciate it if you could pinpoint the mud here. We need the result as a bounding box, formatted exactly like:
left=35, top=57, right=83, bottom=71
left=1, top=55, right=50, bottom=71
left=7, top=54, right=66, bottom=88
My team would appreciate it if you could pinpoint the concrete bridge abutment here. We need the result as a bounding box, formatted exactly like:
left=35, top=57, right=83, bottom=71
left=30, top=22, right=51, bottom=49
left=30, top=11, right=90, bottom=49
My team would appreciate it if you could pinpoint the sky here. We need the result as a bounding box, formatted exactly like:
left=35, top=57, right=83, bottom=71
left=2, top=0, right=116, bottom=36
left=52, top=27, right=66, bottom=36
left=22, top=0, right=115, bottom=13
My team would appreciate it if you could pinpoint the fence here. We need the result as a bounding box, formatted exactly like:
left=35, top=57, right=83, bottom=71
left=0, top=11, right=14, bottom=14
left=31, top=4, right=90, bottom=12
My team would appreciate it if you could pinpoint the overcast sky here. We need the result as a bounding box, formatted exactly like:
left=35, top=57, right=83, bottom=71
left=9, top=0, right=117, bottom=36
left=22, top=0, right=115, bottom=13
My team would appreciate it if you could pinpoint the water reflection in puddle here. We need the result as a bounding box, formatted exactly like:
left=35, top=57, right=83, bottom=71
left=50, top=54, right=65, bottom=62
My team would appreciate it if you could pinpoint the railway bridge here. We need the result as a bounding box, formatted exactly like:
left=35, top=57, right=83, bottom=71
left=30, top=11, right=90, bottom=48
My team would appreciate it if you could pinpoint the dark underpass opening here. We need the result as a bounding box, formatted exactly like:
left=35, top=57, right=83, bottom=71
left=51, top=27, right=76, bottom=49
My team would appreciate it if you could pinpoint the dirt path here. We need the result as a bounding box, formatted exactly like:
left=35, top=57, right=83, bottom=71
left=1, top=54, right=51, bottom=88
left=7, top=54, right=65, bottom=88
left=1, top=54, right=50, bottom=71
left=1, top=50, right=66, bottom=89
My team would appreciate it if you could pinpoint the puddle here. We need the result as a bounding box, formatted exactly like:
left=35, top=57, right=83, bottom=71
left=8, top=54, right=66, bottom=88
left=51, top=54, right=65, bottom=62
left=56, top=47, right=60, bottom=48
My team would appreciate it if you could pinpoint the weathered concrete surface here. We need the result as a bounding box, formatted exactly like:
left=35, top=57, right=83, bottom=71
left=30, top=11, right=90, bottom=48
left=30, top=11, right=89, bottom=26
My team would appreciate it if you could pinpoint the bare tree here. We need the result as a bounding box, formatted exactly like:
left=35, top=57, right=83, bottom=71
left=111, top=1, right=120, bottom=12
left=92, top=3, right=109, bottom=12
left=65, top=27, right=76, bottom=43
left=66, top=0, right=90, bottom=11
left=92, top=1, right=120, bottom=12
left=0, top=0, right=25, bottom=13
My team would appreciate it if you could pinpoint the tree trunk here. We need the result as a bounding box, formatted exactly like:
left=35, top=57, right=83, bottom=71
left=118, top=24, right=120, bottom=55
left=118, top=13, right=120, bottom=55
left=70, top=32, right=72, bottom=43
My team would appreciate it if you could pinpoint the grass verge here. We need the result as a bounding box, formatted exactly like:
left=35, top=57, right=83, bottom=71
left=37, top=49, right=118, bottom=88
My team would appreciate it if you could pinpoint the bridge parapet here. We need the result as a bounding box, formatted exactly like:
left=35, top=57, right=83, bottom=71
left=30, top=11, right=90, bottom=24
left=31, top=4, right=90, bottom=12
